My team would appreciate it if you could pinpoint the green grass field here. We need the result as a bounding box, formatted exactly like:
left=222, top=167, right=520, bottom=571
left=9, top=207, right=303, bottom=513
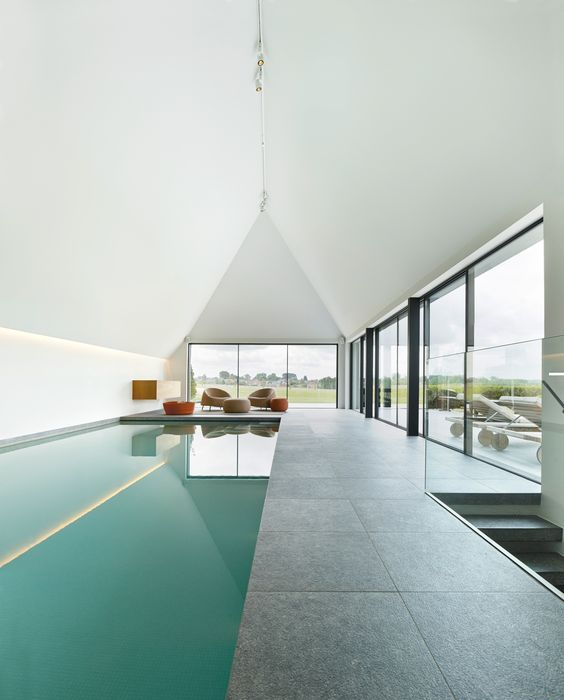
left=193, top=382, right=336, bottom=404
left=380, top=382, right=541, bottom=406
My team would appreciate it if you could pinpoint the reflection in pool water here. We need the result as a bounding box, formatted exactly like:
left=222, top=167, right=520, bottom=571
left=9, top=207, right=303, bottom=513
left=0, top=421, right=276, bottom=699
left=130, top=421, right=279, bottom=478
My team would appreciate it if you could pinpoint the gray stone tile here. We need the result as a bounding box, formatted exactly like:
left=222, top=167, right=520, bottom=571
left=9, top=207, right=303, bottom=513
left=405, top=477, right=426, bottom=490
left=476, top=478, right=541, bottom=493
left=249, top=532, right=395, bottom=592
left=271, top=460, right=337, bottom=478
left=267, top=477, right=424, bottom=500
left=260, top=498, right=364, bottom=532
left=455, top=462, right=524, bottom=480
left=370, top=531, right=541, bottom=592
left=331, top=461, right=399, bottom=478
left=426, top=478, right=496, bottom=493
left=352, top=498, right=468, bottom=533
left=403, top=592, right=564, bottom=700
left=227, top=592, right=454, bottom=700
left=420, top=464, right=466, bottom=479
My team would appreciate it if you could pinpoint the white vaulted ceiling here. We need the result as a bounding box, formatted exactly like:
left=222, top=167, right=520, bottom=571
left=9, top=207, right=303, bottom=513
left=0, top=0, right=560, bottom=356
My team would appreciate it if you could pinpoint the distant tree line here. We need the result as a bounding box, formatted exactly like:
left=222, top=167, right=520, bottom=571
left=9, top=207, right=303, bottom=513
left=193, top=369, right=336, bottom=390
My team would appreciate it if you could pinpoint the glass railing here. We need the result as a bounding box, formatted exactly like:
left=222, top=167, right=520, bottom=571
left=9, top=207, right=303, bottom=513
left=424, top=336, right=564, bottom=495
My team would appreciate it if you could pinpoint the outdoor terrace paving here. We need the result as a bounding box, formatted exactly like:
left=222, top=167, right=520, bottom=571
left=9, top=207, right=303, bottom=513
left=227, top=409, right=564, bottom=700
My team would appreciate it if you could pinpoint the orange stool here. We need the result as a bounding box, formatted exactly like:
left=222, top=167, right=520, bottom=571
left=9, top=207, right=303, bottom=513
left=270, top=397, right=288, bottom=412
left=163, top=401, right=196, bottom=415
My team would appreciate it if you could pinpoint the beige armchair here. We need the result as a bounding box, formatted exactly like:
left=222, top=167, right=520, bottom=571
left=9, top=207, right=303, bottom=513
left=201, top=387, right=231, bottom=410
left=248, top=387, right=276, bottom=409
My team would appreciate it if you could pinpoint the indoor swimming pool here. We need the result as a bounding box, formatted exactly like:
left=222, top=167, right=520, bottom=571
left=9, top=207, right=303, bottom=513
left=0, top=421, right=278, bottom=699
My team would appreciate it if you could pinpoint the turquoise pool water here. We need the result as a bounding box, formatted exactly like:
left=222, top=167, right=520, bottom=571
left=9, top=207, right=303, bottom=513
left=0, top=422, right=277, bottom=699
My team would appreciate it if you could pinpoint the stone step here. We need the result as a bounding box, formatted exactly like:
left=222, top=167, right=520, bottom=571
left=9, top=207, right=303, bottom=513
left=518, top=552, right=564, bottom=586
left=433, top=492, right=541, bottom=506
left=464, top=515, right=563, bottom=543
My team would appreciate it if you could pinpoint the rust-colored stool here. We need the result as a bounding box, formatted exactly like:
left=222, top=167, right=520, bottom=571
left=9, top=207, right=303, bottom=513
left=163, top=401, right=196, bottom=415
left=270, top=397, right=288, bottom=412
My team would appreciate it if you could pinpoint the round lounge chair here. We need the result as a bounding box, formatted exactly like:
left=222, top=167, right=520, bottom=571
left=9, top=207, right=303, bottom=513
left=201, top=387, right=231, bottom=410
left=248, top=387, right=276, bottom=409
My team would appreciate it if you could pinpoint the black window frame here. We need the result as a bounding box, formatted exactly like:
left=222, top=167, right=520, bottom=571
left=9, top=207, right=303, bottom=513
left=370, top=216, right=543, bottom=437
left=189, top=342, right=339, bottom=409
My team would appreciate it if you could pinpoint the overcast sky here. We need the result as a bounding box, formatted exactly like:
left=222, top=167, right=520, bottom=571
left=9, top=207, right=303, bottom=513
left=428, top=240, right=543, bottom=379
left=191, top=344, right=337, bottom=380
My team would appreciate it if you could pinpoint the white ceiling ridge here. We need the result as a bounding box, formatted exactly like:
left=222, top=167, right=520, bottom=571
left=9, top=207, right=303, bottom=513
left=267, top=212, right=345, bottom=338
left=188, top=213, right=344, bottom=342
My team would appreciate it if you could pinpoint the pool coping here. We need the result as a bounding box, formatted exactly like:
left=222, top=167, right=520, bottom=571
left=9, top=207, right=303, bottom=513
left=0, top=410, right=286, bottom=452
left=0, top=417, right=121, bottom=452
left=120, top=409, right=286, bottom=423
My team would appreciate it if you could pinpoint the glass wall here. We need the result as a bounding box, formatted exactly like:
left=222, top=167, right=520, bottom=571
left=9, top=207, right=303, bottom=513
left=425, top=353, right=465, bottom=450
left=397, top=315, right=408, bottom=428
left=424, top=221, right=544, bottom=483
left=351, top=339, right=361, bottom=411
left=472, top=226, right=544, bottom=350
left=190, top=344, right=338, bottom=408
left=419, top=302, right=425, bottom=433
left=426, top=277, right=467, bottom=447
left=288, top=345, right=337, bottom=407
left=189, top=344, right=238, bottom=401
left=361, top=336, right=366, bottom=412
left=377, top=321, right=398, bottom=424
left=376, top=314, right=408, bottom=428
left=428, top=276, right=466, bottom=358
left=238, top=345, right=287, bottom=399
left=465, top=339, right=542, bottom=481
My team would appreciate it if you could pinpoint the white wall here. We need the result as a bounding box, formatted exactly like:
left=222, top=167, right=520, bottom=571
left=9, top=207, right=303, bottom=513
left=168, top=341, right=189, bottom=401
left=0, top=327, right=169, bottom=440
left=0, top=0, right=261, bottom=358
left=538, top=3, right=564, bottom=540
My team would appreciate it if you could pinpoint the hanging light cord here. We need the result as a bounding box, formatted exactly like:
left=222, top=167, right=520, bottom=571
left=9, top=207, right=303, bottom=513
left=256, top=0, right=268, bottom=212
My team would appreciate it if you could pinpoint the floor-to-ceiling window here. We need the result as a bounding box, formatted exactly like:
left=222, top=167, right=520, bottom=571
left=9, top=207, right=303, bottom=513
left=376, top=313, right=408, bottom=428
left=361, top=336, right=366, bottom=412
left=287, top=344, right=338, bottom=407
left=397, top=315, right=408, bottom=428
left=465, top=224, right=544, bottom=478
left=424, top=221, right=544, bottom=480
left=364, top=220, right=543, bottom=473
left=190, top=343, right=338, bottom=408
left=425, top=276, right=466, bottom=448
left=238, top=345, right=287, bottom=399
left=351, top=339, right=361, bottom=411
left=419, top=301, right=425, bottom=433
left=189, top=344, right=238, bottom=402
left=377, top=321, right=397, bottom=425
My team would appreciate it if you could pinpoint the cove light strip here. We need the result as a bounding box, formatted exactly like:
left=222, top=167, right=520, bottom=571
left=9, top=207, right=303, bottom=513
left=0, top=460, right=166, bottom=569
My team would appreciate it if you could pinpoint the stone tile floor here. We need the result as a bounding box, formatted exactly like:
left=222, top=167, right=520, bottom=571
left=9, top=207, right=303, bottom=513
left=227, top=410, right=564, bottom=700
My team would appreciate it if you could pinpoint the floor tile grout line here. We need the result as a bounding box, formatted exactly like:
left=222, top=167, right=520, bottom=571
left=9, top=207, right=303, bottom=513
left=397, top=589, right=458, bottom=700
left=349, top=498, right=399, bottom=594
left=350, top=498, right=456, bottom=698
left=248, top=588, right=400, bottom=593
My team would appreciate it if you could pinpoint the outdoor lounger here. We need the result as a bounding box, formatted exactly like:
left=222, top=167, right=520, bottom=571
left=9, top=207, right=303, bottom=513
left=445, top=393, right=542, bottom=463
